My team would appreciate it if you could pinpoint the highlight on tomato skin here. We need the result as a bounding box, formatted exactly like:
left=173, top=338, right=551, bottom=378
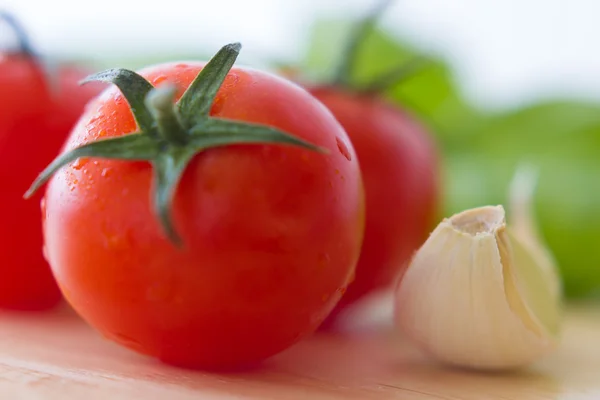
left=28, top=42, right=366, bottom=370
left=0, top=12, right=104, bottom=311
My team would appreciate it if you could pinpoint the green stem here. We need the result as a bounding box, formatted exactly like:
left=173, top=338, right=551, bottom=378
left=332, top=0, right=394, bottom=87
left=152, top=150, right=198, bottom=247
left=24, top=42, right=327, bottom=248
left=80, top=69, right=156, bottom=134
left=177, top=42, right=241, bottom=124
left=23, top=134, right=160, bottom=199
left=145, top=84, right=189, bottom=146
left=357, top=56, right=430, bottom=95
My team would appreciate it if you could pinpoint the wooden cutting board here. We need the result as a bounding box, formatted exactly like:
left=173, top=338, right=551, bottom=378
left=0, top=299, right=599, bottom=399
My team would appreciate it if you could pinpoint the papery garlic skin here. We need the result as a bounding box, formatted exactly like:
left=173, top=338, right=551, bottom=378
left=393, top=205, right=561, bottom=371
left=508, top=165, right=562, bottom=316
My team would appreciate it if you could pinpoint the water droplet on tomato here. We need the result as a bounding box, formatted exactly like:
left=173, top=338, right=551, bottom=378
left=154, top=75, right=168, bottom=85
left=336, top=137, right=352, bottom=161
left=101, top=225, right=134, bottom=251
left=101, top=168, right=112, bottom=177
left=87, top=115, right=105, bottom=133
left=72, top=158, right=89, bottom=170
left=65, top=170, right=78, bottom=192
left=336, top=286, right=347, bottom=296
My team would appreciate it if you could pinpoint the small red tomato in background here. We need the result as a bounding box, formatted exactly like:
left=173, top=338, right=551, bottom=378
left=293, top=3, right=441, bottom=323
left=0, top=13, right=102, bottom=310
left=307, top=88, right=439, bottom=314
left=26, top=43, right=365, bottom=370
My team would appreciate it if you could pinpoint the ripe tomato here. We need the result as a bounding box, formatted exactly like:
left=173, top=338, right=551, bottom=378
left=308, top=88, right=440, bottom=317
left=0, top=15, right=102, bottom=310
left=289, top=1, right=441, bottom=322
left=34, top=44, right=364, bottom=369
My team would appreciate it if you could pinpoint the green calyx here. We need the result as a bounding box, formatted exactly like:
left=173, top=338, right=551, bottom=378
left=24, top=42, right=327, bottom=247
left=330, top=0, right=429, bottom=95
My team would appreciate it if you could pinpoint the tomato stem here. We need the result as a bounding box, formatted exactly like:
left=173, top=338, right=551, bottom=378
left=25, top=42, right=328, bottom=248
left=177, top=42, right=242, bottom=125
left=145, top=84, right=189, bottom=146
left=327, top=0, right=430, bottom=96
left=356, top=55, right=430, bottom=95
left=152, top=150, right=198, bottom=247
left=0, top=12, right=63, bottom=97
left=0, top=11, right=35, bottom=56
left=331, top=0, right=394, bottom=87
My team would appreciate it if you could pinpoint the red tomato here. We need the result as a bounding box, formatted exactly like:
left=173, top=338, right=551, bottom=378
left=39, top=59, right=364, bottom=369
left=0, top=46, right=102, bottom=310
left=307, top=87, right=440, bottom=317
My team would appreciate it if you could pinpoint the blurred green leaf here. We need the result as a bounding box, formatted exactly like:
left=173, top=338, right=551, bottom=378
left=464, top=101, right=600, bottom=155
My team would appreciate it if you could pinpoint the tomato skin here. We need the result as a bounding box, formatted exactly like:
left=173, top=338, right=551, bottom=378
left=42, top=62, right=365, bottom=369
left=0, top=55, right=101, bottom=310
left=307, top=87, right=440, bottom=313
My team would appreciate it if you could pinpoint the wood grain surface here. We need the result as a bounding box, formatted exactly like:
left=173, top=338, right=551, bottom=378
left=0, top=299, right=598, bottom=399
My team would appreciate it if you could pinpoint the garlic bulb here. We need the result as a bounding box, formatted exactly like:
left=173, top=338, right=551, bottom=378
left=393, top=167, right=562, bottom=370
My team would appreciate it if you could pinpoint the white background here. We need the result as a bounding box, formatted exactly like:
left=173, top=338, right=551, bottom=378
left=2, top=0, right=598, bottom=110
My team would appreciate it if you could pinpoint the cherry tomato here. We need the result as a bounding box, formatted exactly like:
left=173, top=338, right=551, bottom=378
left=36, top=44, right=365, bottom=370
left=307, top=87, right=440, bottom=317
left=292, top=1, right=441, bottom=321
left=0, top=15, right=102, bottom=310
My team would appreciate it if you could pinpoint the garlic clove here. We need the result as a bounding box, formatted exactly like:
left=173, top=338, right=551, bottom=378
left=393, top=169, right=562, bottom=371
left=507, top=164, right=562, bottom=317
